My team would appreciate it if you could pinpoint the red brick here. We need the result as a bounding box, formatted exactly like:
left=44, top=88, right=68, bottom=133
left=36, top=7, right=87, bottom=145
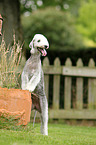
left=0, top=87, right=32, bottom=125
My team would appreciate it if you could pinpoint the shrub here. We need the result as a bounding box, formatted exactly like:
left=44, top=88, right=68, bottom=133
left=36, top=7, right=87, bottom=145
left=21, top=7, right=84, bottom=51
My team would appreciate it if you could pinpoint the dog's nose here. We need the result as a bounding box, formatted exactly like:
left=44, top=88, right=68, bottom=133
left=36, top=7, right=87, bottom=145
left=44, top=45, right=48, bottom=49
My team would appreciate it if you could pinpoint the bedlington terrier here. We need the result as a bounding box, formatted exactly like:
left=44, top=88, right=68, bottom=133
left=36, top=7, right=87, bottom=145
left=21, top=34, right=49, bottom=135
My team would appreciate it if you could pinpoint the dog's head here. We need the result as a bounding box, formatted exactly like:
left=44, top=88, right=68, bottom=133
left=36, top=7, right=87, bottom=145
left=29, top=34, right=49, bottom=56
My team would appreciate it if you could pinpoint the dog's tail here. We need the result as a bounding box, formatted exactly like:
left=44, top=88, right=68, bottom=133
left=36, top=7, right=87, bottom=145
left=33, top=110, right=37, bottom=127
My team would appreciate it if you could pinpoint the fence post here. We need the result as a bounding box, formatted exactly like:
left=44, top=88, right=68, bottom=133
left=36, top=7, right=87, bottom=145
left=76, top=58, right=83, bottom=109
left=64, top=58, right=72, bottom=109
left=88, top=59, right=96, bottom=109
left=53, top=58, right=60, bottom=109
left=43, top=57, right=49, bottom=101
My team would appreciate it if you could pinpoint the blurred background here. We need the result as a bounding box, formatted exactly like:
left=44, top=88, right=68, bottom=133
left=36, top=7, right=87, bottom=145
left=0, top=0, right=96, bottom=65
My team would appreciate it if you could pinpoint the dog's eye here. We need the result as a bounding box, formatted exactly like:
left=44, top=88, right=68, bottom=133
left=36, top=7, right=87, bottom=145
left=37, top=40, right=40, bottom=42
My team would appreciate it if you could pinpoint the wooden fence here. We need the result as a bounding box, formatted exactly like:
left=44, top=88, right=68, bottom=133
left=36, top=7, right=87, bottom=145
left=43, top=57, right=96, bottom=120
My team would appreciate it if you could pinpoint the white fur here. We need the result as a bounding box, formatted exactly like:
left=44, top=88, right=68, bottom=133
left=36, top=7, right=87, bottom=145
left=29, top=34, right=49, bottom=56
left=21, top=34, right=49, bottom=135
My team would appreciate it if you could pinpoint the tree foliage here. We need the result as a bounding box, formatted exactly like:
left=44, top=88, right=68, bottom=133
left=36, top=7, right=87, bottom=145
left=76, top=0, right=96, bottom=45
left=21, top=7, right=84, bottom=51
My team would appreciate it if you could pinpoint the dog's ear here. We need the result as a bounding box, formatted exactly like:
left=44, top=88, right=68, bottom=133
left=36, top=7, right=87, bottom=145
left=29, top=39, right=35, bottom=54
left=29, top=40, right=33, bottom=49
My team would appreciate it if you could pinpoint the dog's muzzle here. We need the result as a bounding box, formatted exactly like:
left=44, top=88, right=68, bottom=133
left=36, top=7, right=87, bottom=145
left=37, top=45, right=48, bottom=56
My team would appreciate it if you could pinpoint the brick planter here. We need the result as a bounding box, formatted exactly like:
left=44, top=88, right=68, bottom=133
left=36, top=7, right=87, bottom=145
left=0, top=87, right=32, bottom=125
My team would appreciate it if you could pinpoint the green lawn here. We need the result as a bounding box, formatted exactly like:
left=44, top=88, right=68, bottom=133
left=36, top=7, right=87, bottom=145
left=0, top=123, right=96, bottom=145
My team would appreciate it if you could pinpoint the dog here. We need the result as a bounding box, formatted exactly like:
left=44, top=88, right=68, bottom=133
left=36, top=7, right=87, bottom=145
left=21, top=34, right=49, bottom=135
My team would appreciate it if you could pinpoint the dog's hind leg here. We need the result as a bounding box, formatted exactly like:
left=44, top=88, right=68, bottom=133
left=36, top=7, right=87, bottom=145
left=40, top=95, right=48, bottom=135
left=34, top=70, right=48, bottom=135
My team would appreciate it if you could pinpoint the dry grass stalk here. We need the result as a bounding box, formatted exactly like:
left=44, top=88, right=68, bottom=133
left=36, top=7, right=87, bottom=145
left=0, top=34, right=23, bottom=88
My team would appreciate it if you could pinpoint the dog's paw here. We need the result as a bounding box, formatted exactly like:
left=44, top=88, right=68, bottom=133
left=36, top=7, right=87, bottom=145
left=26, top=85, right=35, bottom=92
left=41, top=125, right=48, bottom=136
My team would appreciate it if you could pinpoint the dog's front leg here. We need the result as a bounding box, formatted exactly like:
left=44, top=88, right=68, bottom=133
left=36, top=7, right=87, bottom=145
left=26, top=72, right=41, bottom=92
left=40, top=95, right=48, bottom=135
left=21, top=72, right=29, bottom=90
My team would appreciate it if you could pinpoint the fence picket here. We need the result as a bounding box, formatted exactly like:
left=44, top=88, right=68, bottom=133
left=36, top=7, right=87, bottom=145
left=43, top=57, right=49, bottom=101
left=88, top=59, right=96, bottom=109
left=42, top=57, right=96, bottom=119
left=64, top=58, right=72, bottom=109
left=53, top=58, right=60, bottom=109
left=76, top=58, right=83, bottom=109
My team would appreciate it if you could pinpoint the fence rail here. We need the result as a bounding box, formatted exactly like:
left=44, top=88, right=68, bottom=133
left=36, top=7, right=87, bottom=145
left=42, top=57, right=96, bottom=120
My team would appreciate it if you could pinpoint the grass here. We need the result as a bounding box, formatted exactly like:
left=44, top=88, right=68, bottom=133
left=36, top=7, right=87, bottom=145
left=0, top=34, right=23, bottom=88
left=0, top=123, right=96, bottom=145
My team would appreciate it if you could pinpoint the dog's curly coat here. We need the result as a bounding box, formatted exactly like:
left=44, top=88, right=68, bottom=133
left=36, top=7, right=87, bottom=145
left=21, top=34, right=49, bottom=135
